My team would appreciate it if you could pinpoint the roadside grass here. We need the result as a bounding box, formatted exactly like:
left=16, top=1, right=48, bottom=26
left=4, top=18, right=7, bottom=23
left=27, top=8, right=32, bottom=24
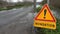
left=6, top=4, right=24, bottom=10
left=0, top=5, right=23, bottom=11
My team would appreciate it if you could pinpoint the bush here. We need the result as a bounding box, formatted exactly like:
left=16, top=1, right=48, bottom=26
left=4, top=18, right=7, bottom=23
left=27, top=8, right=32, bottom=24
left=36, top=5, right=42, bottom=12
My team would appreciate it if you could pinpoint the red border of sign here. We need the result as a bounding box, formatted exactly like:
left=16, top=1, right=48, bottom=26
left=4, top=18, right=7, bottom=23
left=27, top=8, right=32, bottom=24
left=35, top=4, right=56, bottom=22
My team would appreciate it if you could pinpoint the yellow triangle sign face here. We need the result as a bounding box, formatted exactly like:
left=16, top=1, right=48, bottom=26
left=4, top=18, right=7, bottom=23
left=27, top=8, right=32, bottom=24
left=34, top=4, right=56, bottom=30
left=35, top=4, right=56, bottom=22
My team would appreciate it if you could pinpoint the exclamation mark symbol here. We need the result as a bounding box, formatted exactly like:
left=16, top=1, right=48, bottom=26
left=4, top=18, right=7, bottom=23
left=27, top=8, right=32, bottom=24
left=44, top=9, right=47, bottom=19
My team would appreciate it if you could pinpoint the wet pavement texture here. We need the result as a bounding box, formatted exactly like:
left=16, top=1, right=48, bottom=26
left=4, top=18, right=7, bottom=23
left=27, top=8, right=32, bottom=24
left=0, top=13, right=34, bottom=34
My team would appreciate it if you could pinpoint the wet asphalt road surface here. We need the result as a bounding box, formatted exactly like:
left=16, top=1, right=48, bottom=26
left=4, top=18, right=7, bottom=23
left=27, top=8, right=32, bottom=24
left=0, top=6, right=34, bottom=34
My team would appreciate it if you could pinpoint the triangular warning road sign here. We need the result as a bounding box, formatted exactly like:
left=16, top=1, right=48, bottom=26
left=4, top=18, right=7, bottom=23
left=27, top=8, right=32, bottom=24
left=35, top=4, right=56, bottom=22
left=34, top=4, right=56, bottom=29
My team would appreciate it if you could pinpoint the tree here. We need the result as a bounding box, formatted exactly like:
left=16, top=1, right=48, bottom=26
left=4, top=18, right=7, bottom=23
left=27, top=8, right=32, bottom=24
left=50, top=0, right=60, bottom=8
left=41, top=0, right=47, bottom=5
left=0, top=0, right=8, bottom=7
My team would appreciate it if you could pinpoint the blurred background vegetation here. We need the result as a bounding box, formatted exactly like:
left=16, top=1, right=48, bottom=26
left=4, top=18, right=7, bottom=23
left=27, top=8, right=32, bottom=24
left=0, top=0, right=33, bottom=11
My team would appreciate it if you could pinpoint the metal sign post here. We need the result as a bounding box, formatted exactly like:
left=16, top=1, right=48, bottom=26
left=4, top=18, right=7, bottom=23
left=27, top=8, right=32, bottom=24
left=32, top=0, right=36, bottom=18
left=34, top=0, right=36, bottom=12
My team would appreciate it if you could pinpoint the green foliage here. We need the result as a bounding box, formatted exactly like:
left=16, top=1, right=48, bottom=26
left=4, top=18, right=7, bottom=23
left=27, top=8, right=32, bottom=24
left=41, top=0, right=47, bottom=5
left=0, top=8, right=4, bottom=11
left=36, top=5, right=42, bottom=12
left=0, top=7, right=7, bottom=11
left=36, top=7, right=41, bottom=12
